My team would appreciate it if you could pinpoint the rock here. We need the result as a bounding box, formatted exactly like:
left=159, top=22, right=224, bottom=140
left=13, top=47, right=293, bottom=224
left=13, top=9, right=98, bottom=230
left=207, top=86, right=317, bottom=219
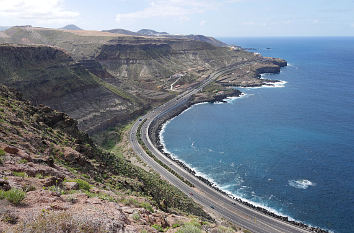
left=4, top=146, right=18, bottom=154
left=0, top=179, right=11, bottom=191
left=46, top=157, right=55, bottom=167
left=63, top=182, right=79, bottom=190
left=43, top=176, right=63, bottom=187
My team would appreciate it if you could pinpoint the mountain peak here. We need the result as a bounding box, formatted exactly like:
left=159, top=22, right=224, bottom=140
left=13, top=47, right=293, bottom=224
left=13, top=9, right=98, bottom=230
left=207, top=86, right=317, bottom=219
left=61, top=24, right=82, bottom=30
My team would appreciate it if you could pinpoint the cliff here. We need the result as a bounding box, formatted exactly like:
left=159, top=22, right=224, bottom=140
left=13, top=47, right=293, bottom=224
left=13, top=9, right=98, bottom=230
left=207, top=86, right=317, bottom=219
left=0, top=44, right=146, bottom=134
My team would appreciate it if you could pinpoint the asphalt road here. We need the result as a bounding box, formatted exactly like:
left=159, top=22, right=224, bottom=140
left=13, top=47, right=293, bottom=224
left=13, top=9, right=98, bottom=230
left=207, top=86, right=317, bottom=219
left=129, top=67, right=311, bottom=233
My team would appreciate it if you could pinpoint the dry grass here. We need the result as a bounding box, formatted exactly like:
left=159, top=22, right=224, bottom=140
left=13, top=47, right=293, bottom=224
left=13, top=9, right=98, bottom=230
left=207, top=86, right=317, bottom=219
left=13, top=211, right=107, bottom=233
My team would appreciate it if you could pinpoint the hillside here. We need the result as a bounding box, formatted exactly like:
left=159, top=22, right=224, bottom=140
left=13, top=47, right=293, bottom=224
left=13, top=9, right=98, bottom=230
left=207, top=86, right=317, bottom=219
left=102, top=28, right=140, bottom=36
left=0, top=44, right=145, bottom=135
left=0, top=26, right=286, bottom=147
left=0, top=85, right=245, bottom=232
left=137, top=29, right=169, bottom=36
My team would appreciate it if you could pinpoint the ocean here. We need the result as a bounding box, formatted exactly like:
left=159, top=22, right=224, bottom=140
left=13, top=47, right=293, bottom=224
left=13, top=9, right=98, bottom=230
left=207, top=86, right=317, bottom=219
left=160, top=37, right=354, bottom=233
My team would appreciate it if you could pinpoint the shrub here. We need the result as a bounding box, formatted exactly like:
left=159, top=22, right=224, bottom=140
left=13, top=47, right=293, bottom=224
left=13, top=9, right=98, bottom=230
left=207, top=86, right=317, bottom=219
left=152, top=224, right=164, bottom=232
left=0, top=190, right=5, bottom=199
left=2, top=189, right=26, bottom=205
left=18, top=159, right=28, bottom=164
left=172, top=223, right=181, bottom=228
left=35, top=173, right=44, bottom=179
left=22, top=184, right=36, bottom=192
left=74, top=179, right=90, bottom=191
left=0, top=148, right=5, bottom=156
left=217, top=226, right=235, bottom=233
left=13, top=211, right=107, bottom=233
left=139, top=202, right=154, bottom=213
left=132, top=213, right=140, bottom=221
left=176, top=223, right=202, bottom=233
left=12, top=171, right=28, bottom=178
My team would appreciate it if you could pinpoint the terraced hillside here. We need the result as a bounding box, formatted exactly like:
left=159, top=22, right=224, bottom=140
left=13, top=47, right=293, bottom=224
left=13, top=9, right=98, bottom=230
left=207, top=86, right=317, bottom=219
left=0, top=26, right=286, bottom=144
left=0, top=44, right=145, bottom=134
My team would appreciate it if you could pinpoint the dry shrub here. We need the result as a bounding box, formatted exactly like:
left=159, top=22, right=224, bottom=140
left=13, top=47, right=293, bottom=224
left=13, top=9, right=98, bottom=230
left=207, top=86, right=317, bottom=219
left=13, top=211, right=107, bottom=233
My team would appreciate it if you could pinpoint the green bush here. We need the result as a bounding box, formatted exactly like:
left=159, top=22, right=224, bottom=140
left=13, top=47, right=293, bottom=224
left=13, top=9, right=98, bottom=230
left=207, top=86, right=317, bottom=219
left=1, top=189, right=26, bottom=205
left=12, top=171, right=28, bottom=178
left=0, top=190, right=5, bottom=199
left=0, top=148, right=5, bottom=156
left=74, top=179, right=91, bottom=191
left=132, top=213, right=140, bottom=221
left=139, top=202, right=154, bottom=213
left=152, top=224, right=164, bottom=232
left=172, top=223, right=181, bottom=228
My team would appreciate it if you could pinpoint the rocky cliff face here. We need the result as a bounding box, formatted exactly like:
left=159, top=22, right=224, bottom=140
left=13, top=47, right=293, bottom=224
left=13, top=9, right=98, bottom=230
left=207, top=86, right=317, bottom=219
left=0, top=44, right=144, bottom=134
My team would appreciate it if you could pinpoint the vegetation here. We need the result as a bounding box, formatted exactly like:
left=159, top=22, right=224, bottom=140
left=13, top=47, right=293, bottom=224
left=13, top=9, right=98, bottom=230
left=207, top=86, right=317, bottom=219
left=0, top=189, right=26, bottom=205
left=73, top=179, right=91, bottom=191
left=152, top=224, right=164, bottom=232
left=11, top=171, right=28, bottom=178
left=176, top=221, right=203, bottom=233
left=13, top=211, right=107, bottom=233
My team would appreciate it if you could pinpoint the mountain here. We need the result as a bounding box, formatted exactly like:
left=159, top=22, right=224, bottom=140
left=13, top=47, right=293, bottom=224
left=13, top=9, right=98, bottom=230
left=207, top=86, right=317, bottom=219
left=137, top=29, right=169, bottom=36
left=102, top=28, right=140, bottom=36
left=60, top=24, right=83, bottom=30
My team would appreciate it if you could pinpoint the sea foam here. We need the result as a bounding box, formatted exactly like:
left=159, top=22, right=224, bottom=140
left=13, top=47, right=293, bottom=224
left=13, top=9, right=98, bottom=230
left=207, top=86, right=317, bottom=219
left=288, top=179, right=316, bottom=189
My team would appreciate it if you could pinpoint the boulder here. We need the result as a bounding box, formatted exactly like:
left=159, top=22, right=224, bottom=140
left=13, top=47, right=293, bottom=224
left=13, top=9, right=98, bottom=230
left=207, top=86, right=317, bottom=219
left=43, top=176, right=63, bottom=187
left=4, top=146, right=18, bottom=154
left=63, top=182, right=79, bottom=190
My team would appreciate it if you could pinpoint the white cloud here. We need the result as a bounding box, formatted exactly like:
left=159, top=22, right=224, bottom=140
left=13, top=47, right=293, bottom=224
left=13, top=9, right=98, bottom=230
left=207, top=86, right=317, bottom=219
left=0, top=0, right=79, bottom=21
left=116, top=0, right=216, bottom=23
left=200, top=20, right=206, bottom=26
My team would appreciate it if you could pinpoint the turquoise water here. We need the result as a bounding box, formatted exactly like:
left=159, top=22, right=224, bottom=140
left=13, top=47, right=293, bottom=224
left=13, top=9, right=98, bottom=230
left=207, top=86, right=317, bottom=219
left=161, top=37, right=354, bottom=233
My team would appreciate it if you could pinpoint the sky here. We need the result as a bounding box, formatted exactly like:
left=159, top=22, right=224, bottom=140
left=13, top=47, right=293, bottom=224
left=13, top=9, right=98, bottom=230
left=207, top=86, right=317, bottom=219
left=1, top=0, right=354, bottom=37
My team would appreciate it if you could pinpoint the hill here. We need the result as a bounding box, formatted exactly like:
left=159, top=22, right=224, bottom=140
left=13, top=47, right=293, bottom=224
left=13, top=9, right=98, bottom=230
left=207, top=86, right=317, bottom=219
left=0, top=85, right=244, bottom=232
left=60, top=24, right=83, bottom=30
left=102, top=28, right=140, bottom=36
left=137, top=29, right=169, bottom=36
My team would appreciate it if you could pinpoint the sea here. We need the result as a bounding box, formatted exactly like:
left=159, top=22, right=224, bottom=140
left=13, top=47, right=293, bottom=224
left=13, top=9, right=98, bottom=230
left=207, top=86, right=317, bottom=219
left=160, top=37, right=354, bottom=233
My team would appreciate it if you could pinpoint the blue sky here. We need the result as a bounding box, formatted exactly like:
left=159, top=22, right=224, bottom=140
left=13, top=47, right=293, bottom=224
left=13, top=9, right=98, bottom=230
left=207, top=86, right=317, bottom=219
left=1, top=0, right=354, bottom=37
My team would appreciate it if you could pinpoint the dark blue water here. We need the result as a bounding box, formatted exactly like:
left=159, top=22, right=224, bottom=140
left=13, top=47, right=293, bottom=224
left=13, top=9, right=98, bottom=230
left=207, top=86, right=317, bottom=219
left=161, top=37, right=354, bottom=233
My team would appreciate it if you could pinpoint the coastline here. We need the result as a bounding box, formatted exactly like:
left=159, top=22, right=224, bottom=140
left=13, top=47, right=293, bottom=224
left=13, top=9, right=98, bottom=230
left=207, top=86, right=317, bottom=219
left=149, top=71, right=329, bottom=233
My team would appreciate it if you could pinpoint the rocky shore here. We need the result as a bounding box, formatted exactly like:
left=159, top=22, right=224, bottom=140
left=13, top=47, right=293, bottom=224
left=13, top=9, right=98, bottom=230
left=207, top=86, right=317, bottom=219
left=148, top=68, right=330, bottom=233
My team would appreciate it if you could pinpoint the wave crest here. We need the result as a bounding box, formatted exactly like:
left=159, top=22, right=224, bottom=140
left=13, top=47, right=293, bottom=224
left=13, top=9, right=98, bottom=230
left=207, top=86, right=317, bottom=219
left=288, top=179, right=315, bottom=189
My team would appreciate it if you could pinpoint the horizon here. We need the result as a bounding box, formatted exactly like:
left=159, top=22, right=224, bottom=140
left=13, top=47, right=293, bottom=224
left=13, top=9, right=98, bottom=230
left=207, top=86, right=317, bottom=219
left=1, top=0, right=354, bottom=37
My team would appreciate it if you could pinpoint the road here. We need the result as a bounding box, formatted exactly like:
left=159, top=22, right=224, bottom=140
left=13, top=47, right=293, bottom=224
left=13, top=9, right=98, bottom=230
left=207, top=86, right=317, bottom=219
left=129, top=66, right=311, bottom=233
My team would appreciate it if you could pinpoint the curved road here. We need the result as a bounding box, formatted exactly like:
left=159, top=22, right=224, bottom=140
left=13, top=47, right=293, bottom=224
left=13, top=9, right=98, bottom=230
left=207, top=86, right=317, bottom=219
left=129, top=66, right=311, bottom=233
